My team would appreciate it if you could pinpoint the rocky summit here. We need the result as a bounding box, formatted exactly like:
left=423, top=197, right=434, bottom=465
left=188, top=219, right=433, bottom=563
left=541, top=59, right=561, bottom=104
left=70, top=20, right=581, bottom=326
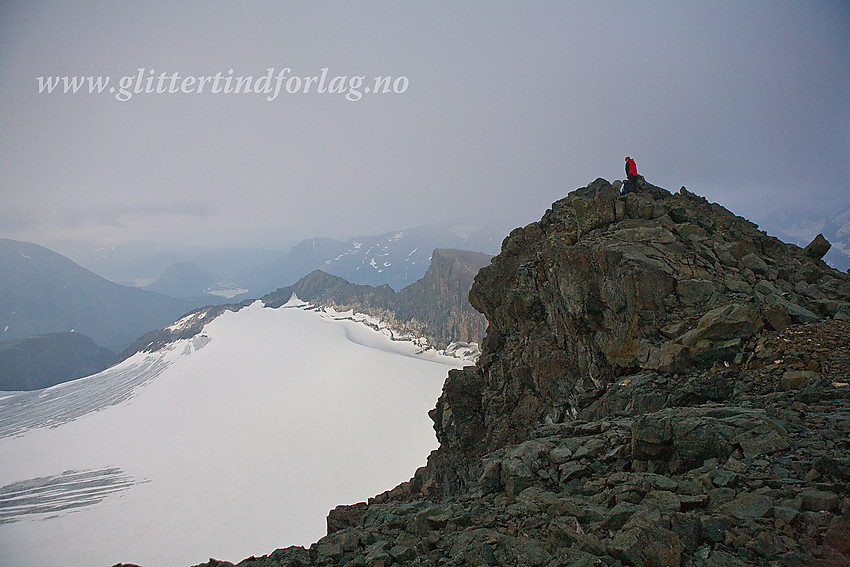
left=185, top=179, right=850, bottom=567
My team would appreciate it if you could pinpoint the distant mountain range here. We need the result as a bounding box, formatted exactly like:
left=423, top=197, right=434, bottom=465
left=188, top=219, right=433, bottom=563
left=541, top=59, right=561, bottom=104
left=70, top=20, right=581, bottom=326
left=121, top=248, right=492, bottom=362
left=264, top=248, right=493, bottom=350
left=2, top=233, right=493, bottom=391
left=0, top=238, right=208, bottom=353
left=56, top=241, right=283, bottom=291
left=0, top=332, right=115, bottom=391
left=760, top=206, right=850, bottom=272
left=50, top=222, right=508, bottom=301
left=246, top=225, right=471, bottom=295
left=238, top=221, right=512, bottom=297
left=142, top=261, right=229, bottom=299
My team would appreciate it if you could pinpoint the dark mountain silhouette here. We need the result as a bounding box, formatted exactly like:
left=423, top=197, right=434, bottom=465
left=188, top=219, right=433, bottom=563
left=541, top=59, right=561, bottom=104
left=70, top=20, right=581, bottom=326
left=0, top=332, right=115, bottom=391
left=0, top=238, right=207, bottom=352
left=143, top=261, right=220, bottom=298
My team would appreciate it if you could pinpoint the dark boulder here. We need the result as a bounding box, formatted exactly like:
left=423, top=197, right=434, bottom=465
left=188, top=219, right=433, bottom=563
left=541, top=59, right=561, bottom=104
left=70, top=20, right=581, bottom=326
left=804, top=233, right=832, bottom=259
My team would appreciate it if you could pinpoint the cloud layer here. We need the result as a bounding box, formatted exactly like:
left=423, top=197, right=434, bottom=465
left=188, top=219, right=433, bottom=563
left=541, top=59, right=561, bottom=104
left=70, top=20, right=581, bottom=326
left=2, top=2, right=848, bottom=252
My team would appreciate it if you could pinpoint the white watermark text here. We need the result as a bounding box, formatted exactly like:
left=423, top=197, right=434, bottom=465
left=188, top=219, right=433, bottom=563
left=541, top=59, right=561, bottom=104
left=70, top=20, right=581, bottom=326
left=36, top=68, right=409, bottom=102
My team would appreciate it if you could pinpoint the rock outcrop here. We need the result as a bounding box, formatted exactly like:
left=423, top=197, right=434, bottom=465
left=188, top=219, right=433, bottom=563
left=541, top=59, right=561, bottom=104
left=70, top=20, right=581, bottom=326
left=431, top=179, right=848, bottom=471
left=190, top=179, right=850, bottom=567
left=396, top=249, right=493, bottom=346
left=804, top=234, right=832, bottom=260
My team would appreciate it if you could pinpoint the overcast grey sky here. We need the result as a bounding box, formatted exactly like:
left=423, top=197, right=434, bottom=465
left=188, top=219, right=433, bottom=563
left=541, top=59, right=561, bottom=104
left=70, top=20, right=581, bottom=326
left=1, top=1, right=848, bottom=254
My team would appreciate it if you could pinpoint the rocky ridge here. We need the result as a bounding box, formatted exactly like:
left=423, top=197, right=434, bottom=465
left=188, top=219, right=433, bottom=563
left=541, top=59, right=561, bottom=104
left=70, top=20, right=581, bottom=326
left=179, top=178, right=850, bottom=567
left=762, top=206, right=850, bottom=273
left=120, top=248, right=489, bottom=362
left=263, top=249, right=491, bottom=350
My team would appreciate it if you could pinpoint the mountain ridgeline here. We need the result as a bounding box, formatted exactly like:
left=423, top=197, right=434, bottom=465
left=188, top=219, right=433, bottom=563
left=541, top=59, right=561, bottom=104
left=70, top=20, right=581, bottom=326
left=0, top=333, right=116, bottom=391
left=187, top=178, right=850, bottom=567
left=264, top=249, right=492, bottom=349
left=0, top=239, right=210, bottom=371
left=246, top=225, right=503, bottom=296
left=143, top=261, right=220, bottom=298
left=120, top=248, right=492, bottom=361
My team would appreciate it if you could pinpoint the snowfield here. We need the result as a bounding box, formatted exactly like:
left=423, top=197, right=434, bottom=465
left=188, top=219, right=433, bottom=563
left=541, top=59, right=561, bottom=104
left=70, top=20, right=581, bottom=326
left=0, top=299, right=464, bottom=567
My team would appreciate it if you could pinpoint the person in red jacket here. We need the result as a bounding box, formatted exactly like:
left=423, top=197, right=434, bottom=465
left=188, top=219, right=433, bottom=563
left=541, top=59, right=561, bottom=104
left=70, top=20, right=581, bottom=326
left=624, top=156, right=638, bottom=195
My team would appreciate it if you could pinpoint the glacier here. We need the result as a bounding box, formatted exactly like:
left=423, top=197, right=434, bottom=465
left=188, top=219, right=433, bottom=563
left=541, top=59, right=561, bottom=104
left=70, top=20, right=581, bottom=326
left=0, top=299, right=463, bottom=567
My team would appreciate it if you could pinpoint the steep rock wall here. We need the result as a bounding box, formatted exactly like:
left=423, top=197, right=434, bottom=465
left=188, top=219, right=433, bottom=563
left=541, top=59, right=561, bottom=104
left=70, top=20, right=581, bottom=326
left=429, top=178, right=849, bottom=491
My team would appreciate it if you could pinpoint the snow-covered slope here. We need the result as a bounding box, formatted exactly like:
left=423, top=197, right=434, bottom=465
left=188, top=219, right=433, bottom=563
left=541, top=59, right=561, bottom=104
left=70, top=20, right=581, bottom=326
left=0, top=299, right=463, bottom=567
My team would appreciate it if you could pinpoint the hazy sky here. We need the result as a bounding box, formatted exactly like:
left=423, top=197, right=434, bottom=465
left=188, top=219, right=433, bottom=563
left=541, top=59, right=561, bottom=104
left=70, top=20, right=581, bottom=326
left=2, top=1, right=849, bottom=253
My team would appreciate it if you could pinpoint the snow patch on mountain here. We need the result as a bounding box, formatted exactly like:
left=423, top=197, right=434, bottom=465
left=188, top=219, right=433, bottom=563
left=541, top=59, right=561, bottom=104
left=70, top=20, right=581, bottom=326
left=248, top=226, right=477, bottom=294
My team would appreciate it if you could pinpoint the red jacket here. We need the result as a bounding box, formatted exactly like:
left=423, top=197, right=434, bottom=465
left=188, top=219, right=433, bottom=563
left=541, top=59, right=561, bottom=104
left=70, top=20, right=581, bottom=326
left=625, top=158, right=637, bottom=177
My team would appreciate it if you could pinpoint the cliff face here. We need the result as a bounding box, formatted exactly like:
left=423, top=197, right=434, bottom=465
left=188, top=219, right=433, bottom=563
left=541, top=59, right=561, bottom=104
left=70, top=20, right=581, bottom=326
left=189, top=179, right=850, bottom=567
left=396, top=249, right=492, bottom=346
left=430, top=179, right=849, bottom=481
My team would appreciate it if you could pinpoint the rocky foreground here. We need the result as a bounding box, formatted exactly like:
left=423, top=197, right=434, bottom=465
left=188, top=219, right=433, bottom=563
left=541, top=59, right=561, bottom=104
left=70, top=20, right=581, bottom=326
left=160, top=179, right=848, bottom=567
